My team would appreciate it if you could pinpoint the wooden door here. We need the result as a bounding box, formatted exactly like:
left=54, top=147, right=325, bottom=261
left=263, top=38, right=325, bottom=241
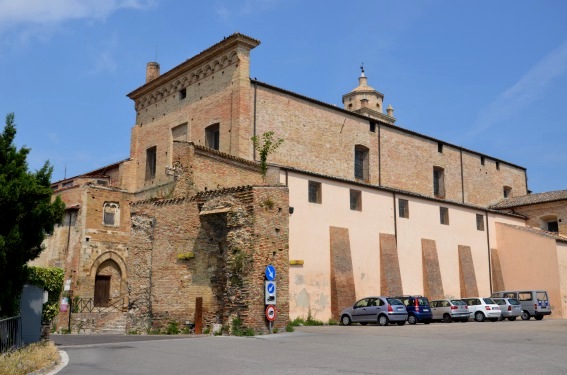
left=94, top=275, right=111, bottom=307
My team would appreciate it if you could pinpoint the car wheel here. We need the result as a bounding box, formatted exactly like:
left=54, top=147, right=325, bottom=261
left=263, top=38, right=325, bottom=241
left=534, top=315, right=544, bottom=321
left=521, top=310, right=531, bottom=320
left=489, top=318, right=498, bottom=322
left=341, top=315, right=351, bottom=326
left=396, top=321, right=406, bottom=326
left=378, top=315, right=389, bottom=326
left=508, top=317, right=516, bottom=321
left=474, top=311, right=485, bottom=322
left=442, top=314, right=452, bottom=323
left=359, top=322, right=368, bottom=326
left=407, top=315, right=417, bottom=325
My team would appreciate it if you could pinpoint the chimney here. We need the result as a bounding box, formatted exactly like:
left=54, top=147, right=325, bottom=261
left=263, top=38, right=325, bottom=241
left=387, top=104, right=394, bottom=117
left=146, top=62, right=160, bottom=83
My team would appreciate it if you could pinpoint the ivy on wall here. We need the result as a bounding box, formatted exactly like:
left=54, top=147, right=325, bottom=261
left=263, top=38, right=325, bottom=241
left=27, top=266, right=64, bottom=322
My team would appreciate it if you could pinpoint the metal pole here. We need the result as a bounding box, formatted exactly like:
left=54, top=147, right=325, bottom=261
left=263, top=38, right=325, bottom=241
left=68, top=292, right=72, bottom=333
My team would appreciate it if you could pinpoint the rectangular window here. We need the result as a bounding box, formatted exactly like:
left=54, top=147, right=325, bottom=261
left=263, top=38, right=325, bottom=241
left=179, top=88, right=187, bottom=100
left=206, top=123, right=220, bottom=150
left=496, top=161, right=500, bottom=170
left=433, top=167, right=445, bottom=198
left=476, top=214, right=485, bottom=231
left=481, top=156, right=485, bottom=165
left=503, top=186, right=512, bottom=198
left=145, top=146, right=157, bottom=180
left=354, top=145, right=369, bottom=180
left=308, top=181, right=322, bottom=204
left=369, top=122, right=376, bottom=133
left=399, top=199, right=409, bottom=218
left=350, top=189, right=362, bottom=211
left=440, top=207, right=449, bottom=225
left=437, top=142, right=443, bottom=153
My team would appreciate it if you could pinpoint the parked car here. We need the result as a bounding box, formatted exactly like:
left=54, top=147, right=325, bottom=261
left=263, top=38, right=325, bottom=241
left=340, top=296, right=408, bottom=326
left=492, top=297, right=522, bottom=321
left=461, top=297, right=501, bottom=322
left=430, top=299, right=469, bottom=322
left=394, top=295, right=432, bottom=324
left=491, top=290, right=551, bottom=320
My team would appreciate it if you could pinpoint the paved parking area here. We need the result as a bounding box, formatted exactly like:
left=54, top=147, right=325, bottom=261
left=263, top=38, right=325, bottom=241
left=55, top=319, right=567, bottom=374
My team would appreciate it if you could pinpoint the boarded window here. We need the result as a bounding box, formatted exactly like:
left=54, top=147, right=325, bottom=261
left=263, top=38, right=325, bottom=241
left=350, top=189, right=362, bottom=211
left=308, top=181, right=322, bottom=204
left=145, top=146, right=157, bottom=180
left=433, top=166, right=445, bottom=198
left=399, top=199, right=409, bottom=218
left=205, top=123, right=220, bottom=150
left=476, top=214, right=485, bottom=231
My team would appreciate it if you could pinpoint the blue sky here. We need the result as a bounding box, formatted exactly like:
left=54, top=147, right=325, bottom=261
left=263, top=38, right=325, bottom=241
left=0, top=0, right=566, bottom=194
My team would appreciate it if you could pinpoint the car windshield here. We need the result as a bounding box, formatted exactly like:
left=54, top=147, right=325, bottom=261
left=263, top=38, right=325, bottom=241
left=387, top=298, right=404, bottom=306
left=508, top=298, right=521, bottom=305
left=483, top=298, right=496, bottom=304
left=451, top=300, right=466, bottom=306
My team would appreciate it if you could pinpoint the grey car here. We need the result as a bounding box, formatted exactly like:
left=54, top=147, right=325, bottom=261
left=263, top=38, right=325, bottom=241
left=492, top=297, right=522, bottom=321
left=340, top=296, right=408, bottom=326
left=430, top=299, right=470, bottom=322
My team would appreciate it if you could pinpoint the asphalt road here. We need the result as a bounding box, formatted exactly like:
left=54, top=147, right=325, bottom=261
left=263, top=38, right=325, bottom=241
left=53, top=319, right=567, bottom=374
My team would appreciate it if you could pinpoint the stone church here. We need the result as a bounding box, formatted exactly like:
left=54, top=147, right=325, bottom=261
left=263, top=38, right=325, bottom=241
left=33, top=33, right=567, bottom=334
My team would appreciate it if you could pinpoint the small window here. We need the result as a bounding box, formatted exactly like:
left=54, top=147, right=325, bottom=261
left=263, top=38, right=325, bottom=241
left=179, top=88, right=187, bottom=100
left=496, top=161, right=500, bottom=170
left=518, top=292, right=532, bottom=302
left=61, top=211, right=77, bottom=227
left=145, top=146, right=157, bottom=180
left=205, top=123, right=220, bottom=150
left=369, top=122, right=376, bottom=133
left=437, top=142, right=443, bottom=153
left=96, top=179, right=108, bottom=186
left=62, top=180, right=74, bottom=188
left=354, top=145, right=369, bottom=180
left=103, top=202, right=120, bottom=226
left=350, top=189, right=362, bottom=211
left=476, top=214, right=485, bottom=231
left=398, top=199, right=409, bottom=218
left=440, top=207, right=449, bottom=225
left=433, top=166, right=445, bottom=198
left=480, top=156, right=485, bottom=165
left=308, top=181, right=322, bottom=204
left=503, top=186, right=512, bottom=198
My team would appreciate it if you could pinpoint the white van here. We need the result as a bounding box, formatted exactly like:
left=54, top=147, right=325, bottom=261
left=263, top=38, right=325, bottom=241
left=491, top=290, right=551, bottom=320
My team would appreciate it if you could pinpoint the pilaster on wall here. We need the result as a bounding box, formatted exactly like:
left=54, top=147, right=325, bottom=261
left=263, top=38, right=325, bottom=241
left=490, top=248, right=505, bottom=292
left=458, top=245, right=479, bottom=298
left=379, top=233, right=402, bottom=296
left=330, top=227, right=356, bottom=319
left=421, top=239, right=444, bottom=300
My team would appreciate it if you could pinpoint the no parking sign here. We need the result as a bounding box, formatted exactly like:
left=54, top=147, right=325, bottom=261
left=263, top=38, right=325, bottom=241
left=265, top=305, right=276, bottom=321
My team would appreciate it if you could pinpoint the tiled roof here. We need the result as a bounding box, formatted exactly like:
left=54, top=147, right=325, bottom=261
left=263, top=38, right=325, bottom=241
left=497, top=223, right=567, bottom=243
left=490, top=189, right=567, bottom=209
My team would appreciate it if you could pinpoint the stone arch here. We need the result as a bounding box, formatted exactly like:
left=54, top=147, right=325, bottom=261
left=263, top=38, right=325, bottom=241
left=89, top=251, right=128, bottom=306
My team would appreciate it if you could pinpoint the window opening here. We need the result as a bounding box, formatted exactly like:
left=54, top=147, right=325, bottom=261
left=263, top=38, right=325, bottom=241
left=503, top=186, right=512, bottom=198
left=354, top=145, right=369, bottom=180
left=103, top=202, right=120, bottom=226
left=399, top=199, right=409, bottom=218
left=433, top=167, right=445, bottom=198
left=145, top=146, right=157, bottom=180
left=369, top=122, right=376, bottom=133
left=476, top=214, right=485, bottom=231
left=308, top=181, right=322, bottom=204
left=205, top=123, right=220, bottom=150
left=440, top=207, right=449, bottom=225
left=179, top=88, right=187, bottom=100
left=350, top=189, right=362, bottom=211
left=437, top=142, right=443, bottom=153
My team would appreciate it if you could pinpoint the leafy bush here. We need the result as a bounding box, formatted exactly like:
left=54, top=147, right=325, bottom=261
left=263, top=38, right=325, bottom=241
left=26, top=267, right=64, bottom=322
left=231, top=317, right=255, bottom=336
left=327, top=318, right=338, bottom=325
left=285, top=324, right=295, bottom=332
left=164, top=321, right=180, bottom=335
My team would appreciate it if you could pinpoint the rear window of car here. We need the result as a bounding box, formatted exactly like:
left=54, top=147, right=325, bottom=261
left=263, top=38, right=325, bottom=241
left=417, top=297, right=429, bottom=306
left=493, top=299, right=504, bottom=305
left=483, top=298, right=496, bottom=304
left=387, top=298, right=404, bottom=306
left=508, top=299, right=521, bottom=305
left=536, top=292, right=548, bottom=302
left=451, top=300, right=466, bottom=306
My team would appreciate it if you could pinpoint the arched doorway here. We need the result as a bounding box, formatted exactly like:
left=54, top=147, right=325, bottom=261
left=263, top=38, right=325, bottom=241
left=94, top=259, right=122, bottom=307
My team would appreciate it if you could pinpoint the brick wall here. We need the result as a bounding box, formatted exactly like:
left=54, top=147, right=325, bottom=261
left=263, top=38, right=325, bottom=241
left=329, top=227, right=356, bottom=319
left=458, top=245, right=479, bottom=297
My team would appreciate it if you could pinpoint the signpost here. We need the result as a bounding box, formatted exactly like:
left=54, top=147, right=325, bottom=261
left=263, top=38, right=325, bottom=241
left=265, top=265, right=276, bottom=281
left=265, top=280, right=277, bottom=304
left=264, top=265, right=277, bottom=332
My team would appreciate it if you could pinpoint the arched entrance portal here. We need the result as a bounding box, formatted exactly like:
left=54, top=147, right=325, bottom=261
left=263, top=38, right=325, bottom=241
left=93, top=259, right=123, bottom=307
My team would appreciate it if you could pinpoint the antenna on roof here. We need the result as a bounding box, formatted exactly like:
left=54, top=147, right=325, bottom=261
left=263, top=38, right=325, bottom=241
left=64, top=163, right=67, bottom=179
left=360, top=62, right=364, bottom=74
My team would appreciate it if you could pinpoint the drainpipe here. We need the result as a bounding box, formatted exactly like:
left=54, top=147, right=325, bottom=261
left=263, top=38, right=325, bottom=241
left=65, top=211, right=72, bottom=254
left=393, top=193, right=398, bottom=243
left=485, top=210, right=492, bottom=294
left=253, top=80, right=258, bottom=161
left=460, top=149, right=465, bottom=203
left=378, top=123, right=382, bottom=186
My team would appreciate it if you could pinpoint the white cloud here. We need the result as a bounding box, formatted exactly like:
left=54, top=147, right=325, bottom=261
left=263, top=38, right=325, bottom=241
left=0, top=0, right=156, bottom=31
left=468, top=40, right=567, bottom=137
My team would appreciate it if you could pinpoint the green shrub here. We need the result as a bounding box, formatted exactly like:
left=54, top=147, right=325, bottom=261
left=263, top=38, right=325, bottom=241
left=272, top=327, right=279, bottom=333
left=26, top=267, right=64, bottom=322
left=327, top=318, right=338, bottom=325
left=231, top=317, right=255, bottom=336
left=285, top=324, right=294, bottom=332
left=164, top=321, right=180, bottom=335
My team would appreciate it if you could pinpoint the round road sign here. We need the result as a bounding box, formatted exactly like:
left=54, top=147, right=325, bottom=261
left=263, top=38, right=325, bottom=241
left=265, top=305, right=276, bottom=321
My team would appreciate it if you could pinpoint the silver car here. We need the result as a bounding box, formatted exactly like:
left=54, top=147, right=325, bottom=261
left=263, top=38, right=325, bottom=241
left=430, top=299, right=469, bottom=322
left=340, top=296, right=408, bottom=326
left=492, top=298, right=522, bottom=321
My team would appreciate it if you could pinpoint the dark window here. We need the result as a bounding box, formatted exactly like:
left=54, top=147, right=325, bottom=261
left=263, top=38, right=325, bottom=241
left=179, top=88, right=187, bottom=100
left=354, top=145, right=369, bottom=180
left=476, top=214, right=485, bottom=231
left=481, top=156, right=485, bottom=165
left=350, top=189, right=362, bottom=211
left=308, top=181, right=322, bottom=204
left=103, top=202, right=119, bottom=226
left=503, top=186, right=512, bottom=198
left=145, top=146, right=157, bottom=180
left=96, top=179, right=108, bottom=186
left=438, top=142, right=443, bottom=153
left=496, top=161, right=500, bottom=170
left=433, top=167, right=445, bottom=197
left=399, top=199, right=409, bottom=218
left=369, top=122, right=376, bottom=132
left=547, top=221, right=559, bottom=233
left=440, top=207, right=449, bottom=225
left=62, top=180, right=74, bottom=188
left=205, top=123, right=220, bottom=150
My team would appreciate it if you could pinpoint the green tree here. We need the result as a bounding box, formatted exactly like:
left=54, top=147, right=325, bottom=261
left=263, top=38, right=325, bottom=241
left=0, top=113, right=65, bottom=318
left=251, top=131, right=283, bottom=180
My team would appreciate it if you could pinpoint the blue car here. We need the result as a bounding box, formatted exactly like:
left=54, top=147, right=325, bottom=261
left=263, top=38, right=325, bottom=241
left=394, top=295, right=433, bottom=324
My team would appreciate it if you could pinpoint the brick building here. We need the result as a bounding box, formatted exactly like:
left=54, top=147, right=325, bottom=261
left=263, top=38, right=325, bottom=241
left=34, top=33, right=567, bottom=333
